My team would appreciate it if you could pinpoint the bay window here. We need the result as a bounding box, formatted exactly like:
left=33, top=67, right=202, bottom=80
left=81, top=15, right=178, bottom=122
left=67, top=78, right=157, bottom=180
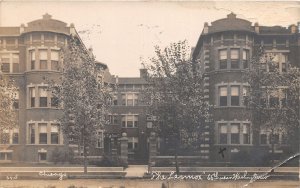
left=51, top=51, right=59, bottom=71
left=29, top=87, right=36, bottom=107
left=38, top=124, right=47, bottom=144
left=230, top=49, right=239, bottom=69
left=29, top=124, right=35, bottom=144
left=219, top=49, right=227, bottom=69
left=39, top=87, right=48, bottom=107
left=219, top=124, right=227, bottom=144
left=231, top=86, right=240, bottom=106
left=218, top=122, right=252, bottom=145
left=39, top=50, right=48, bottom=69
left=50, top=124, right=59, bottom=144
left=242, top=49, right=249, bottom=68
left=243, top=123, right=250, bottom=144
left=230, top=124, right=240, bottom=144
left=30, top=50, right=35, bottom=70
left=219, top=86, right=227, bottom=106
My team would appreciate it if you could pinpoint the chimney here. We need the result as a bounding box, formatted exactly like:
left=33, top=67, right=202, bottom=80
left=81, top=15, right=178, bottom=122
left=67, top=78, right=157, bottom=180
left=254, top=22, right=259, bottom=33
left=70, top=23, right=76, bottom=35
left=203, top=22, right=209, bottom=34
left=290, top=24, right=297, bottom=34
left=140, top=68, right=148, bottom=79
left=20, top=24, right=25, bottom=33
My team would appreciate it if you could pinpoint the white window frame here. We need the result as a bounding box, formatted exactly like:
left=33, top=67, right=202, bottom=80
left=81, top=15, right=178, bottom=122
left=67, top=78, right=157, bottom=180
left=216, top=121, right=252, bottom=145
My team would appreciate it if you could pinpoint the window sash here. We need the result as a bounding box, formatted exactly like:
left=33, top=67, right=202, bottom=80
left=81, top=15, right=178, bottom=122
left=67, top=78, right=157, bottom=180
left=31, top=51, right=36, bottom=60
left=219, top=50, right=227, bottom=60
left=51, top=51, right=59, bottom=61
left=39, top=50, right=47, bottom=60
left=230, top=50, right=239, bottom=59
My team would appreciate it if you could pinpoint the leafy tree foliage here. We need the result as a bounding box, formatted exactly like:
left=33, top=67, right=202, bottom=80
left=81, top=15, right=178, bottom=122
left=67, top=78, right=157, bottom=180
left=143, top=41, right=212, bottom=173
left=0, top=73, right=18, bottom=144
left=49, top=36, right=111, bottom=173
left=244, top=47, right=300, bottom=156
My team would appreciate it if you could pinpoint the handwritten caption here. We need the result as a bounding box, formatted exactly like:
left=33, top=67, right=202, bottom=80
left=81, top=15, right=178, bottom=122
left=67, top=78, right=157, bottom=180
left=6, top=174, right=18, bottom=180
left=38, top=170, right=67, bottom=180
left=151, top=171, right=270, bottom=181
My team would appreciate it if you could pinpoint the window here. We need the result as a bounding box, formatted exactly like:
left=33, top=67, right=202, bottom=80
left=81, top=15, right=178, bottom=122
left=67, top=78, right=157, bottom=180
left=260, top=133, right=267, bottom=145
left=12, top=129, right=18, bottom=144
left=242, top=87, right=249, bottom=105
left=230, top=124, right=240, bottom=144
left=242, top=124, right=250, bottom=144
left=39, top=50, right=48, bottom=69
left=219, top=124, right=227, bottom=144
left=30, top=51, right=35, bottom=70
left=96, top=131, right=104, bottom=148
left=224, top=33, right=234, bottom=40
left=268, top=53, right=288, bottom=72
left=12, top=54, right=19, bottom=72
left=0, top=130, right=10, bottom=144
left=51, top=96, right=59, bottom=108
left=230, top=49, right=239, bottom=69
left=122, top=115, right=138, bottom=128
left=50, top=124, right=59, bottom=144
left=269, top=90, right=280, bottom=108
left=108, top=115, right=118, bottom=125
left=122, top=93, right=139, bottom=106
left=242, top=50, right=249, bottom=69
left=29, top=124, right=35, bottom=144
left=237, top=33, right=246, bottom=40
left=0, top=152, right=12, bottom=161
left=29, top=87, right=36, bottom=107
left=270, top=133, right=279, bottom=144
left=128, top=137, right=138, bottom=150
left=219, top=86, right=227, bottom=106
left=39, top=87, right=48, bottom=107
left=126, top=94, right=133, bottom=106
left=51, top=51, right=59, bottom=71
left=219, top=50, right=227, bottom=69
left=39, top=152, right=47, bottom=161
left=231, top=86, right=240, bottom=106
left=0, top=54, right=10, bottom=73
left=12, top=91, right=19, bottom=109
left=38, top=124, right=47, bottom=144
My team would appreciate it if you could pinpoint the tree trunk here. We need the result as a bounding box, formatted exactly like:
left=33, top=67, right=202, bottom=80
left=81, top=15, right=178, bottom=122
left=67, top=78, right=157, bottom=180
left=174, top=137, right=179, bottom=175
left=271, top=129, right=275, bottom=165
left=83, top=139, right=88, bottom=174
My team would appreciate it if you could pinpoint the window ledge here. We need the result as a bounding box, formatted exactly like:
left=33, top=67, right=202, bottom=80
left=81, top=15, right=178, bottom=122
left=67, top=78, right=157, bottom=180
left=214, top=144, right=253, bottom=146
left=24, top=70, right=62, bottom=74
left=26, top=107, right=61, bottom=110
left=215, top=106, right=246, bottom=109
left=121, top=127, right=138, bottom=129
left=26, top=144, right=64, bottom=146
left=209, top=69, right=248, bottom=74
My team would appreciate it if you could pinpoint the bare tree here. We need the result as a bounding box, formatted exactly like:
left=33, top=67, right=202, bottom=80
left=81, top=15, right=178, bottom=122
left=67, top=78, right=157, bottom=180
left=143, top=41, right=212, bottom=174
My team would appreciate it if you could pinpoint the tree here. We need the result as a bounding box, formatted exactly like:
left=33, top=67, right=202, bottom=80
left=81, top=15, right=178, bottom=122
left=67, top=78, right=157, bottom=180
left=244, top=46, right=300, bottom=163
left=49, top=36, right=111, bottom=174
left=0, top=73, right=18, bottom=144
left=143, top=41, right=212, bottom=174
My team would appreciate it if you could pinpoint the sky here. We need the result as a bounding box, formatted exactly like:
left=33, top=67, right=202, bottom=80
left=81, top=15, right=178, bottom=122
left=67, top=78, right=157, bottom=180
left=1, top=1, right=299, bottom=77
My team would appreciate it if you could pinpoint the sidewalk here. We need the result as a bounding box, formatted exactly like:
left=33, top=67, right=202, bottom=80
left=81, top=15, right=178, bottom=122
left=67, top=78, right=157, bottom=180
left=125, top=165, right=148, bottom=178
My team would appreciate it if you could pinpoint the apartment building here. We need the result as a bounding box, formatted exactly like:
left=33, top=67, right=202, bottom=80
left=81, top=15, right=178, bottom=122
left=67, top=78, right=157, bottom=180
left=0, top=14, right=111, bottom=163
left=192, top=13, right=299, bottom=163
